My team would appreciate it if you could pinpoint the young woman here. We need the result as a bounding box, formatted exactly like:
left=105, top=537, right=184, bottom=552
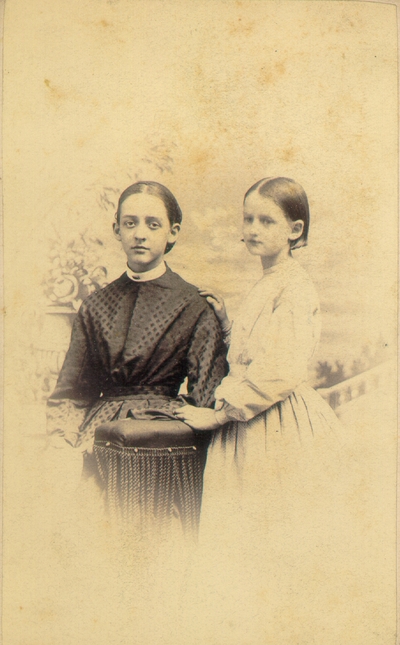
left=46, top=181, right=227, bottom=537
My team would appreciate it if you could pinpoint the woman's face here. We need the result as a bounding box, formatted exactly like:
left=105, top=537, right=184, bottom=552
left=243, top=192, right=302, bottom=265
left=113, top=193, right=180, bottom=272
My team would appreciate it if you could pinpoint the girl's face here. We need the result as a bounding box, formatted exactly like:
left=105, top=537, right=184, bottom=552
left=113, top=193, right=180, bottom=272
left=243, top=192, right=303, bottom=267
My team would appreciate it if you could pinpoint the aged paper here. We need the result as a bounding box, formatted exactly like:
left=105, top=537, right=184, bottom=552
left=2, top=1, right=398, bottom=643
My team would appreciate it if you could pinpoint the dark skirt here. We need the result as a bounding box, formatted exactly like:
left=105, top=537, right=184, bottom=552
left=78, top=391, right=209, bottom=538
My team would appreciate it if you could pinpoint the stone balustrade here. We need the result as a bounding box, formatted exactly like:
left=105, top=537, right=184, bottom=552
left=316, top=359, right=395, bottom=410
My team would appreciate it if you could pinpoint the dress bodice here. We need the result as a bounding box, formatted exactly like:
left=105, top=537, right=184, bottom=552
left=215, top=258, right=320, bottom=421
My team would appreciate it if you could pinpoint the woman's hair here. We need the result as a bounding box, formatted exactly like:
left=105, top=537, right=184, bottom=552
left=244, top=177, right=310, bottom=249
left=116, top=181, right=182, bottom=253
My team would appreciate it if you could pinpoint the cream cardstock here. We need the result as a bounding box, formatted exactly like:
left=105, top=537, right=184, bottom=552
left=2, top=1, right=398, bottom=643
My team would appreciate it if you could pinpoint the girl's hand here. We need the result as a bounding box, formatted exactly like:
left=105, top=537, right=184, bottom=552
left=175, top=405, right=221, bottom=431
left=198, top=289, right=230, bottom=329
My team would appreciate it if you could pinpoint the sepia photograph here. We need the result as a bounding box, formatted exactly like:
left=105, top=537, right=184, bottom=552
left=2, top=1, right=398, bottom=644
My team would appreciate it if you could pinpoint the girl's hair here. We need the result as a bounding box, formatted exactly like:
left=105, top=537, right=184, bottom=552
left=116, top=181, right=182, bottom=253
left=244, top=177, right=310, bottom=249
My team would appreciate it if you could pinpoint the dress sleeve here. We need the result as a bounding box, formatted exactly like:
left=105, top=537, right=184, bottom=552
left=185, top=305, right=228, bottom=408
left=214, top=292, right=320, bottom=422
left=46, top=308, right=101, bottom=445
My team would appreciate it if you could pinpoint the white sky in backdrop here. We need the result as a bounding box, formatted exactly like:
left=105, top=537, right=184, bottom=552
left=4, top=0, right=398, bottom=370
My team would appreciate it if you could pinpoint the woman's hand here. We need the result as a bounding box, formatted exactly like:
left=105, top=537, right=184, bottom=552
left=198, top=288, right=230, bottom=330
left=175, top=405, right=221, bottom=431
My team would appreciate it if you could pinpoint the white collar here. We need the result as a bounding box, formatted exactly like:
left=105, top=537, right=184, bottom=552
left=126, top=261, right=167, bottom=282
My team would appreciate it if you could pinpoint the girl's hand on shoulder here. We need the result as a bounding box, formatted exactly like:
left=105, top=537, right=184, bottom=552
left=174, top=404, right=221, bottom=431
left=198, top=288, right=230, bottom=329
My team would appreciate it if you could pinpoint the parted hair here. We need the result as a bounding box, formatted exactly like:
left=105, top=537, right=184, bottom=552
left=116, top=181, right=182, bottom=253
left=244, top=177, right=309, bottom=249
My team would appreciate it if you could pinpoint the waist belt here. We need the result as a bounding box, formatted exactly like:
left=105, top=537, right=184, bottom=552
left=101, top=385, right=178, bottom=399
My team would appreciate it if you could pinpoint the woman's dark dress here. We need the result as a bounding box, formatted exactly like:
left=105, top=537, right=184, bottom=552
left=47, top=267, right=227, bottom=535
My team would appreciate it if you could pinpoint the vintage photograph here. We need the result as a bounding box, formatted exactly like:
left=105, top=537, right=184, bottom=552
left=3, top=1, right=398, bottom=644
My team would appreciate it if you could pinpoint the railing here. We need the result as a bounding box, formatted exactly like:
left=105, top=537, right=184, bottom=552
left=316, top=359, right=395, bottom=410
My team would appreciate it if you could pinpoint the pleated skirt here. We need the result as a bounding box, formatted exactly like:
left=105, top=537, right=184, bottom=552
left=202, top=382, right=346, bottom=530
left=186, top=383, right=361, bottom=645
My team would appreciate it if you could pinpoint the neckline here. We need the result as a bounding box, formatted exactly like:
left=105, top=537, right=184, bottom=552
left=262, top=256, right=296, bottom=276
left=126, top=260, right=167, bottom=282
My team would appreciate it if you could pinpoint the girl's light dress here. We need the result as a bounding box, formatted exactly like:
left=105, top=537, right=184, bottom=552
left=193, top=257, right=355, bottom=645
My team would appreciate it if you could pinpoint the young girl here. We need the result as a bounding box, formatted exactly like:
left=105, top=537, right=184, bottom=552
left=176, top=178, right=355, bottom=643
left=176, top=176, right=342, bottom=471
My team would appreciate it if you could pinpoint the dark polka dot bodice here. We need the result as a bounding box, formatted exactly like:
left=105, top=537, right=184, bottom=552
left=47, top=267, right=228, bottom=446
